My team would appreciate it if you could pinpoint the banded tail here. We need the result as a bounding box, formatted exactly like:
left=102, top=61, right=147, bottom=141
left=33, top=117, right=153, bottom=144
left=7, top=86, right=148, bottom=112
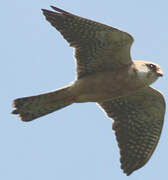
left=12, top=87, right=74, bottom=121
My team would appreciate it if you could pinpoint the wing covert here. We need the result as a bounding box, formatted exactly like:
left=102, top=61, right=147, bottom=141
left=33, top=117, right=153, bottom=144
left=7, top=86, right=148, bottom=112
left=42, top=6, right=134, bottom=78
left=98, top=87, right=165, bottom=175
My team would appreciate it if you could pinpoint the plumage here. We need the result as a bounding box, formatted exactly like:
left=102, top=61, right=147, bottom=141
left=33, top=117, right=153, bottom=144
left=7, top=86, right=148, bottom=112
left=42, top=6, right=133, bottom=78
left=99, top=87, right=165, bottom=175
left=12, top=6, right=165, bottom=175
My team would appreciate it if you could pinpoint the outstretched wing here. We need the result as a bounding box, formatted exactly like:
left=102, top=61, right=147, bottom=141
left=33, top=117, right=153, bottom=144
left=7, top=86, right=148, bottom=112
left=98, top=87, right=165, bottom=175
left=42, top=6, right=134, bottom=79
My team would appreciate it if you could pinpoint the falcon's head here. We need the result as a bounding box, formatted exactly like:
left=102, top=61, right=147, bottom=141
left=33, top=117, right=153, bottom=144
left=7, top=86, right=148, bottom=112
left=133, top=61, right=163, bottom=85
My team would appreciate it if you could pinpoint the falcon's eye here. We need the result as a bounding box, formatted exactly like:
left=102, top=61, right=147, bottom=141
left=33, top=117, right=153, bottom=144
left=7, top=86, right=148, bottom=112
left=147, top=64, right=157, bottom=71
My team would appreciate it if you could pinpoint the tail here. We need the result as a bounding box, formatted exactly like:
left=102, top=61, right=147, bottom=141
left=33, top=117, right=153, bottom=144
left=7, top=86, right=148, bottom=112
left=12, top=86, right=74, bottom=122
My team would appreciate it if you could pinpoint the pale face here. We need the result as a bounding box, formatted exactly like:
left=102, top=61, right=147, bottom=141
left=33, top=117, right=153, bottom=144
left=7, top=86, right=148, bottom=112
left=134, top=61, right=163, bottom=86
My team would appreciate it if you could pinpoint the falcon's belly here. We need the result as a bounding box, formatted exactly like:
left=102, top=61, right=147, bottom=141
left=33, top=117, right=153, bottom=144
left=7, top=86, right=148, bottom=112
left=70, top=68, right=145, bottom=102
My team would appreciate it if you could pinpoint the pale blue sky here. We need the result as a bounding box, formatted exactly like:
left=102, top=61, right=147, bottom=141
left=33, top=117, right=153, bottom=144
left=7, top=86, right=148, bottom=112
left=2, top=0, right=168, bottom=179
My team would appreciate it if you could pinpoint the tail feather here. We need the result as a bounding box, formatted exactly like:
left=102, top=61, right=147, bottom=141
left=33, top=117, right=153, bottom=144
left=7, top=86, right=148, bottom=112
left=12, top=87, right=73, bottom=121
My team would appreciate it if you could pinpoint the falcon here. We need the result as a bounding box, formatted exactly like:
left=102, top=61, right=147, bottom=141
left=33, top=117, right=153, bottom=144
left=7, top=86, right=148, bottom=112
left=12, top=6, right=166, bottom=175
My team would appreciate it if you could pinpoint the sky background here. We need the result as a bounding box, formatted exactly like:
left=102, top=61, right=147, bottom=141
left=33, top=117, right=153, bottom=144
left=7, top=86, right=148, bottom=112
left=2, top=0, right=168, bottom=179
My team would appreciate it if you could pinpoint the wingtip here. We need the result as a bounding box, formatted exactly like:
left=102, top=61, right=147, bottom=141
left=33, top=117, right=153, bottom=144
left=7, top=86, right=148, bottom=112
left=121, top=168, right=133, bottom=176
left=41, top=8, right=53, bottom=15
left=125, top=171, right=132, bottom=176
left=41, top=6, right=69, bottom=16
left=50, top=6, right=71, bottom=14
left=50, top=6, right=63, bottom=12
left=121, top=163, right=136, bottom=176
left=41, top=8, right=45, bottom=12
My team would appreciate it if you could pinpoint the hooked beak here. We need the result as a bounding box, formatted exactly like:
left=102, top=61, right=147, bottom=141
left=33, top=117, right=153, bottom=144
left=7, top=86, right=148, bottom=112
left=157, top=69, right=163, bottom=77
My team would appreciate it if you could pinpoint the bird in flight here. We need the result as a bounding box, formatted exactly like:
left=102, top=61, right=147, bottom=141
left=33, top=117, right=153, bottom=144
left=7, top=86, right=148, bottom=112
left=12, top=6, right=165, bottom=175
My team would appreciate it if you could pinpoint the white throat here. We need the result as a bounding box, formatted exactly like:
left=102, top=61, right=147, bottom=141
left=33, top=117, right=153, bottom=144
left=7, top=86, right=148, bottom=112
left=134, top=63, right=149, bottom=80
